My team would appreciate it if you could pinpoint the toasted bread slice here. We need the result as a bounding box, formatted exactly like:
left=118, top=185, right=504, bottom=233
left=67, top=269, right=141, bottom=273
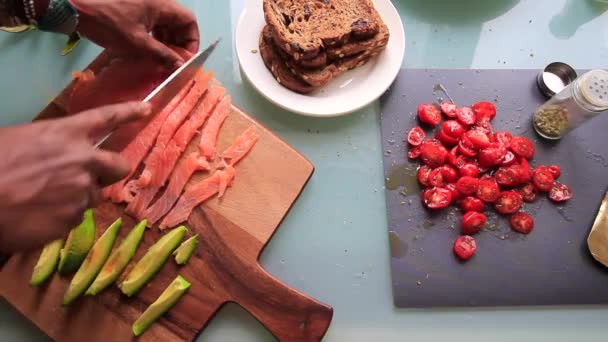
left=263, top=0, right=380, bottom=61
left=327, top=14, right=389, bottom=60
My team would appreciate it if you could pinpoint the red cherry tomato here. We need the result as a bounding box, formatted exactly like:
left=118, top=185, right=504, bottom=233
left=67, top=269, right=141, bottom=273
left=425, top=138, right=442, bottom=145
left=446, top=146, right=459, bottom=167
left=464, top=129, right=491, bottom=149
left=493, top=131, right=513, bottom=146
left=476, top=177, right=500, bottom=202
left=428, top=168, right=446, bottom=187
left=422, top=187, right=453, bottom=210
left=440, top=165, right=459, bottom=182
left=458, top=137, right=478, bottom=157
left=510, top=136, right=535, bottom=159
left=453, top=235, right=477, bottom=261
left=501, top=151, right=517, bottom=166
left=549, top=183, right=573, bottom=202
left=459, top=163, right=480, bottom=178
left=518, top=183, right=538, bottom=203
left=442, top=120, right=466, bottom=138
left=456, top=176, right=480, bottom=195
left=440, top=101, right=458, bottom=118
left=417, top=165, right=432, bottom=186
left=407, top=126, right=426, bottom=146
left=547, top=165, right=561, bottom=179
left=510, top=212, right=534, bottom=234
left=471, top=101, right=497, bottom=122
left=477, top=143, right=507, bottom=168
left=462, top=211, right=487, bottom=234
left=420, top=143, right=448, bottom=168
left=418, top=104, right=442, bottom=126
left=460, top=196, right=485, bottom=212
left=519, top=158, right=532, bottom=183
left=494, top=191, right=523, bottom=214
left=446, top=183, right=462, bottom=201
left=408, top=146, right=422, bottom=159
left=437, top=129, right=460, bottom=146
left=474, top=119, right=493, bottom=135
left=456, top=107, right=476, bottom=126
left=495, top=166, right=519, bottom=187
left=532, top=168, right=555, bottom=192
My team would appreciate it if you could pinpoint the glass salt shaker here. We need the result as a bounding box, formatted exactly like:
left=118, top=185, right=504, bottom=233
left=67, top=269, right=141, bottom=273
left=533, top=69, right=608, bottom=140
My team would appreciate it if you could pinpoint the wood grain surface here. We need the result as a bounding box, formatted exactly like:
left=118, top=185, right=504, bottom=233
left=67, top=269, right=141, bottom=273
left=0, top=52, right=333, bottom=341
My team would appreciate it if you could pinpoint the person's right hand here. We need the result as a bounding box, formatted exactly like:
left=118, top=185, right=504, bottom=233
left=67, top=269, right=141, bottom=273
left=0, top=101, right=150, bottom=253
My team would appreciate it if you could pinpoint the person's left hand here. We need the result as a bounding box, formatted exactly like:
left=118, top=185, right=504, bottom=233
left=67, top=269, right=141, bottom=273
left=70, top=0, right=199, bottom=68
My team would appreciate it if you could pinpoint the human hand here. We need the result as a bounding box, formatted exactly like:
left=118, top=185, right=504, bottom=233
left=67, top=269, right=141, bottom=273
left=70, top=0, right=199, bottom=68
left=0, top=102, right=150, bottom=253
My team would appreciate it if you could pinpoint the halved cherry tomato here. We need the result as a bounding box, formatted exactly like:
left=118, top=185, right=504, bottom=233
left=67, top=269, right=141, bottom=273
left=517, top=183, right=538, bottom=203
left=428, top=168, right=446, bottom=187
left=476, top=177, right=500, bottom=202
left=477, top=143, right=507, bottom=168
left=501, top=151, right=517, bottom=166
left=417, top=165, right=432, bottom=186
left=459, top=163, right=480, bottom=178
left=510, top=212, right=534, bottom=234
left=446, top=183, right=462, bottom=201
left=510, top=136, right=535, bottom=159
left=532, top=168, right=555, bottom=192
left=462, top=211, right=487, bottom=234
left=495, top=166, right=519, bottom=187
left=456, top=107, right=476, bottom=126
left=519, top=158, right=532, bottom=183
left=407, top=126, right=426, bottom=146
left=474, top=119, right=493, bottom=135
left=456, top=176, right=480, bottom=195
left=437, top=129, right=459, bottom=146
left=422, top=187, right=453, bottom=209
left=453, top=235, right=476, bottom=260
left=494, top=191, right=523, bottom=214
left=493, top=131, right=513, bottom=146
left=446, top=146, right=459, bottom=167
left=408, top=146, right=422, bottom=159
left=420, top=143, right=448, bottom=168
left=458, top=137, right=478, bottom=157
left=549, top=183, right=573, bottom=202
left=418, top=104, right=442, bottom=126
left=440, top=165, right=459, bottom=182
left=460, top=196, right=485, bottom=212
left=472, top=101, right=497, bottom=122
left=464, top=129, right=491, bottom=149
left=442, top=120, right=466, bottom=138
left=547, top=165, right=561, bottom=179
left=440, top=101, right=458, bottom=118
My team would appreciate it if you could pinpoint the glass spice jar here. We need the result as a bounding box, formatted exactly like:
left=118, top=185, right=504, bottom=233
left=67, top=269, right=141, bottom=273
left=533, top=69, right=608, bottom=140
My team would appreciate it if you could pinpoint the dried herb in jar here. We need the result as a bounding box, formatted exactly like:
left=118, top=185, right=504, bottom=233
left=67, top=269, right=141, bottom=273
left=533, top=105, right=569, bottom=138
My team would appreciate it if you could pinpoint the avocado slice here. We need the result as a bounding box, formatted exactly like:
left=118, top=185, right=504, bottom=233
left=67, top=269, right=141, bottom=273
left=58, top=209, right=96, bottom=275
left=119, top=225, right=187, bottom=297
left=132, top=275, right=191, bottom=337
left=173, top=234, right=198, bottom=265
left=85, top=220, right=147, bottom=296
left=30, top=239, right=64, bottom=286
left=63, top=218, right=123, bottom=305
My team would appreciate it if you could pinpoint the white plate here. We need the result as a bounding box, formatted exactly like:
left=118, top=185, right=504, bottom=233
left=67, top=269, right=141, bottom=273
left=235, top=0, right=406, bottom=117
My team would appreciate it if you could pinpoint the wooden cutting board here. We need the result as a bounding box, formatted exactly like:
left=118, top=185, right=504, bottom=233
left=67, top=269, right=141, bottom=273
left=0, top=51, right=333, bottom=341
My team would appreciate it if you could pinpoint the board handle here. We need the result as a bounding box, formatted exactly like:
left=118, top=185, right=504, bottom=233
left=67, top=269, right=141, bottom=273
left=235, top=265, right=333, bottom=342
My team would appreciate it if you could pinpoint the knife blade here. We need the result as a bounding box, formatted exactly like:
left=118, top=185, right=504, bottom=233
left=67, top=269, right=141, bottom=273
left=587, top=188, right=608, bottom=267
left=93, top=39, right=220, bottom=149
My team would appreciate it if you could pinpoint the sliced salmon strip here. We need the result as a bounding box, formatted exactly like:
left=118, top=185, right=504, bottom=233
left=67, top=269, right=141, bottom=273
left=220, top=126, right=259, bottom=167
left=126, top=83, right=225, bottom=219
left=143, top=153, right=210, bottom=226
left=159, top=167, right=236, bottom=229
left=199, top=95, right=232, bottom=160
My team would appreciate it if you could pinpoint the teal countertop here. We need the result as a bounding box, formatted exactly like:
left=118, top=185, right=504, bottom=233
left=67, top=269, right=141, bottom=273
left=1, top=0, right=608, bottom=341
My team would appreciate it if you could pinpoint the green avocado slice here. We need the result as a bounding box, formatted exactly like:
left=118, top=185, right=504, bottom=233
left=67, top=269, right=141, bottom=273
left=132, top=275, right=191, bottom=337
left=119, top=225, right=187, bottom=297
left=58, top=209, right=96, bottom=275
left=30, top=239, right=64, bottom=286
left=173, top=234, right=198, bottom=265
left=85, top=219, right=147, bottom=296
left=63, top=218, right=123, bottom=305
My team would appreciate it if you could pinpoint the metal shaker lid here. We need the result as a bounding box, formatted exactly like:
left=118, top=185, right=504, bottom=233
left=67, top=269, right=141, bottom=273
left=536, top=62, right=578, bottom=98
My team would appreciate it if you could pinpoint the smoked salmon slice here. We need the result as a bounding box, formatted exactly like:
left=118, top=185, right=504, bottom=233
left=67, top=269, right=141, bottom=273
left=126, top=83, right=225, bottom=219
left=102, top=79, right=195, bottom=202
left=143, top=153, right=210, bottom=226
left=220, top=127, right=259, bottom=167
left=159, top=166, right=236, bottom=229
left=199, top=95, right=232, bottom=160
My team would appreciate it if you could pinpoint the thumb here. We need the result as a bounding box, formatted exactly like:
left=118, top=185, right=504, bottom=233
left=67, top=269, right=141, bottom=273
left=134, top=32, right=185, bottom=68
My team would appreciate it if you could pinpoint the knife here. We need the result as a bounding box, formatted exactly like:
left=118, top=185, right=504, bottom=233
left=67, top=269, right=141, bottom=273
left=94, top=39, right=220, bottom=149
left=587, top=188, right=608, bottom=267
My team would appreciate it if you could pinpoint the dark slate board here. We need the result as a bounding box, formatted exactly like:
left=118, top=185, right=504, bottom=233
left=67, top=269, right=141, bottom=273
left=380, top=69, right=608, bottom=308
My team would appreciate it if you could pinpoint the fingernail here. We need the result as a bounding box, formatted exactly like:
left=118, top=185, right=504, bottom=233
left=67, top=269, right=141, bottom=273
left=174, top=60, right=184, bottom=69
left=139, top=102, right=152, bottom=115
